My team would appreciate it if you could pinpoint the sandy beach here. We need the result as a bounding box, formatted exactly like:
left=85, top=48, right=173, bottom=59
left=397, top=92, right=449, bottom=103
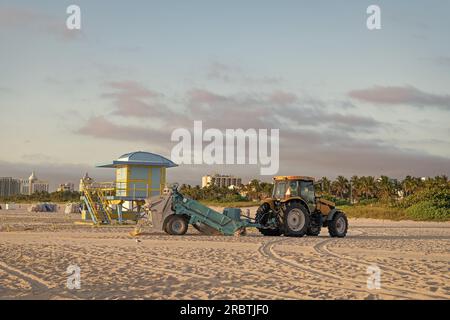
left=0, top=206, right=449, bottom=300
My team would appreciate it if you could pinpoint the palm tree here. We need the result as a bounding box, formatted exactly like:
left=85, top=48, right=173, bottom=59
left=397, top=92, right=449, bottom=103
left=332, top=176, right=349, bottom=199
left=318, top=177, right=331, bottom=195
left=433, top=175, right=448, bottom=187
left=350, top=175, right=360, bottom=203
left=360, top=176, right=377, bottom=199
left=402, top=176, right=420, bottom=196
left=377, top=176, right=394, bottom=202
left=243, top=179, right=263, bottom=201
left=260, top=182, right=273, bottom=199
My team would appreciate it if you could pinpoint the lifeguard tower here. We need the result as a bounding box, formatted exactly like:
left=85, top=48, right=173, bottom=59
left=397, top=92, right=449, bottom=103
left=80, top=151, right=177, bottom=224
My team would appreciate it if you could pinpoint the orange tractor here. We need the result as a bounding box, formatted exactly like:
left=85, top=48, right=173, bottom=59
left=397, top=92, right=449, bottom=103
left=255, top=176, right=348, bottom=237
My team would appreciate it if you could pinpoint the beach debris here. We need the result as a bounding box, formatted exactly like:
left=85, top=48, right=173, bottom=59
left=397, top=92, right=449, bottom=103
left=6, top=203, right=16, bottom=210
left=130, top=226, right=144, bottom=237
left=28, top=203, right=57, bottom=213
left=65, top=203, right=81, bottom=214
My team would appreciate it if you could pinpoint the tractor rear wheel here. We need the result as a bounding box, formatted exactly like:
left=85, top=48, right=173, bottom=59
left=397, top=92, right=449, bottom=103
left=284, top=202, right=310, bottom=237
left=255, top=203, right=282, bottom=236
left=166, top=215, right=188, bottom=235
left=328, top=212, right=348, bottom=238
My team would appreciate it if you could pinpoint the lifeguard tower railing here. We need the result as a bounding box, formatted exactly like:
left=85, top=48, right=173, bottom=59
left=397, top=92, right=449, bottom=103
left=81, top=180, right=162, bottom=224
left=100, top=182, right=162, bottom=201
left=80, top=180, right=114, bottom=224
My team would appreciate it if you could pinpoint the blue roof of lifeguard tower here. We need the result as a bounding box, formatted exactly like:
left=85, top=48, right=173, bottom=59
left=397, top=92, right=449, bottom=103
left=96, top=151, right=177, bottom=168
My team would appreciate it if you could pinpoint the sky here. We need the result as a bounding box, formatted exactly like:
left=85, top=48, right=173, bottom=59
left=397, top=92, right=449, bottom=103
left=0, top=0, right=449, bottom=189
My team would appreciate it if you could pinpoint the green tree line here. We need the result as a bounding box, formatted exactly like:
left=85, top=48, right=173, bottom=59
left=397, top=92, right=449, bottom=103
left=1, top=191, right=81, bottom=203
left=180, top=175, right=449, bottom=220
left=317, top=175, right=449, bottom=204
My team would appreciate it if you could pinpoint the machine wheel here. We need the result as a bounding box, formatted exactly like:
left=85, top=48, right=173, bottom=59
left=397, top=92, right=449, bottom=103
left=192, top=222, right=221, bottom=235
left=255, top=203, right=282, bottom=236
left=283, top=202, right=310, bottom=237
left=307, top=213, right=322, bottom=236
left=166, top=215, right=188, bottom=235
left=307, top=225, right=321, bottom=236
left=328, top=212, right=348, bottom=238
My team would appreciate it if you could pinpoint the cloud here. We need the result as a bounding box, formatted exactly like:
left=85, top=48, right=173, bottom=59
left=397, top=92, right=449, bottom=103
left=349, top=85, right=450, bottom=109
left=278, top=128, right=450, bottom=179
left=102, top=81, right=173, bottom=119
left=0, top=5, right=82, bottom=41
left=187, top=89, right=229, bottom=105
left=293, top=110, right=379, bottom=132
left=84, top=84, right=381, bottom=139
left=268, top=91, right=298, bottom=105
left=106, top=81, right=159, bottom=98
left=72, top=85, right=450, bottom=181
left=76, top=116, right=170, bottom=144
left=186, top=88, right=379, bottom=131
left=11, top=125, right=450, bottom=189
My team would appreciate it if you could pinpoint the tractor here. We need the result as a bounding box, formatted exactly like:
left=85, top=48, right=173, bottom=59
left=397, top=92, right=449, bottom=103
left=255, top=176, right=348, bottom=237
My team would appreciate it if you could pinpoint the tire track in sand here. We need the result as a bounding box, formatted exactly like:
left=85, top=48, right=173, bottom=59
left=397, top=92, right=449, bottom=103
left=0, top=254, right=83, bottom=300
left=312, top=229, right=450, bottom=299
left=258, top=236, right=445, bottom=299
left=0, top=260, right=51, bottom=298
left=30, top=246, right=305, bottom=300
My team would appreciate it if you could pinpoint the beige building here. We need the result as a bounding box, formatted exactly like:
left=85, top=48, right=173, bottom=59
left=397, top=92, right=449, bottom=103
left=57, top=182, right=75, bottom=192
left=201, top=174, right=242, bottom=188
left=79, top=172, right=93, bottom=192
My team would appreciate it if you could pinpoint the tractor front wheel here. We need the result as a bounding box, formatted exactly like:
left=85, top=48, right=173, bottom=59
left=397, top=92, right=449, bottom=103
left=284, top=203, right=310, bottom=237
left=166, top=215, right=188, bottom=235
left=255, top=203, right=282, bottom=236
left=328, top=212, right=348, bottom=238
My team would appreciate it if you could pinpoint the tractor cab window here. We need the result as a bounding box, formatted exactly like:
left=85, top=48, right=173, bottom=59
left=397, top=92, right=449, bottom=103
left=287, top=181, right=299, bottom=197
left=273, top=182, right=287, bottom=199
left=300, top=181, right=315, bottom=204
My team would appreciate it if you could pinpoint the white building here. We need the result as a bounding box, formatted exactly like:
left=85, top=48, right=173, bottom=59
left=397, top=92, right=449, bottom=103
left=1, top=173, right=49, bottom=196
left=21, top=172, right=49, bottom=195
left=201, top=174, right=242, bottom=188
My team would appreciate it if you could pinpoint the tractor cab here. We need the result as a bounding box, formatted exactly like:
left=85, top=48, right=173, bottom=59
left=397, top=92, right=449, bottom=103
left=272, top=176, right=316, bottom=212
